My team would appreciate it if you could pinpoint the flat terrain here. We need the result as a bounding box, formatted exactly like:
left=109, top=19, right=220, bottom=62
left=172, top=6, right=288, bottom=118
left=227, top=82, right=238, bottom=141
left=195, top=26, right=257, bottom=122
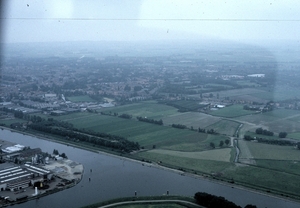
left=205, top=119, right=241, bottom=136
left=99, top=101, right=179, bottom=120
left=163, top=112, right=220, bottom=128
left=148, top=148, right=231, bottom=162
left=209, top=105, right=254, bottom=118
left=4, top=101, right=300, bottom=199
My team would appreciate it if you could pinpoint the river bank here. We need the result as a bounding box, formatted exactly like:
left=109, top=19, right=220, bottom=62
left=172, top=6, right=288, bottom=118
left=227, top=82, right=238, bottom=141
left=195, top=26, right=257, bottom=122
left=0, top=128, right=84, bottom=207
left=1, top=126, right=300, bottom=207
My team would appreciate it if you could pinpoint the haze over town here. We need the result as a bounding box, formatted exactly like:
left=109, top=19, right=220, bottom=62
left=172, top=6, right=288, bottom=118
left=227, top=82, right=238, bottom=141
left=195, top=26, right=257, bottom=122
left=1, top=1, right=300, bottom=208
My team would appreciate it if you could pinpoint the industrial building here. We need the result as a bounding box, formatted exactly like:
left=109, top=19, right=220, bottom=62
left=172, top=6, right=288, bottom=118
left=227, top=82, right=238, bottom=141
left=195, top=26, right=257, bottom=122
left=0, top=164, right=53, bottom=192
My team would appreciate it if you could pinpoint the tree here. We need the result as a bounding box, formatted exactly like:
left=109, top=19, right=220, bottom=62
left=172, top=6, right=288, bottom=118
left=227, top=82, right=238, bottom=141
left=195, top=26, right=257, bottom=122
left=60, top=153, right=68, bottom=159
left=279, top=132, right=287, bottom=138
left=219, top=141, right=224, bottom=147
left=134, top=86, right=142, bottom=92
left=225, top=139, right=230, bottom=145
left=210, top=142, right=215, bottom=149
left=53, top=149, right=59, bottom=155
left=124, top=85, right=131, bottom=91
left=255, top=128, right=263, bottom=134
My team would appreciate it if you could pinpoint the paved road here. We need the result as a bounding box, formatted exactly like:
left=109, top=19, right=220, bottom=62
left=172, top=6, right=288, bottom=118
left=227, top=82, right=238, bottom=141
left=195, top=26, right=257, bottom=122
left=99, top=199, right=203, bottom=208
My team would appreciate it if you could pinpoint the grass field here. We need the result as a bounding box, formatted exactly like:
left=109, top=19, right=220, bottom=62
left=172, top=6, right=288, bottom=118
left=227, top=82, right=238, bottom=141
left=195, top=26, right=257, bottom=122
left=237, top=109, right=300, bottom=133
left=244, top=131, right=279, bottom=139
left=163, top=112, right=220, bottom=128
left=209, top=105, right=253, bottom=118
left=99, top=101, right=178, bottom=120
left=236, top=80, right=260, bottom=87
left=246, top=141, right=300, bottom=160
left=205, top=119, right=241, bottom=136
left=255, top=160, right=300, bottom=175
left=288, top=132, right=300, bottom=140
left=66, top=95, right=96, bottom=102
left=147, top=148, right=231, bottom=162
left=222, top=165, right=300, bottom=196
left=0, top=118, right=26, bottom=126
left=137, top=151, right=234, bottom=174
left=165, top=100, right=205, bottom=111
left=216, top=88, right=267, bottom=98
left=262, top=109, right=300, bottom=118
left=47, top=112, right=229, bottom=150
left=253, top=85, right=300, bottom=101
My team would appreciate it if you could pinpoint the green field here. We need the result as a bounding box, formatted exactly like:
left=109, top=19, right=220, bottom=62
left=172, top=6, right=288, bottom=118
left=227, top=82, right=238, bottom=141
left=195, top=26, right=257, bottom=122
left=163, top=112, right=220, bottom=128
left=237, top=109, right=300, bottom=133
left=253, top=85, right=300, bottom=101
left=288, top=132, right=300, bottom=140
left=209, top=105, right=253, bottom=118
left=236, top=80, right=261, bottom=87
left=222, top=164, right=300, bottom=196
left=4, top=100, right=300, bottom=199
left=244, top=131, right=279, bottom=139
left=216, top=88, right=267, bottom=98
left=0, top=118, right=26, bottom=126
left=264, top=109, right=300, bottom=118
left=246, top=141, right=300, bottom=160
left=206, top=119, right=241, bottom=136
left=100, top=101, right=178, bottom=120
left=138, top=151, right=234, bottom=174
left=165, top=100, right=205, bottom=111
left=47, top=112, right=229, bottom=150
left=148, top=148, right=231, bottom=162
left=66, top=95, right=96, bottom=102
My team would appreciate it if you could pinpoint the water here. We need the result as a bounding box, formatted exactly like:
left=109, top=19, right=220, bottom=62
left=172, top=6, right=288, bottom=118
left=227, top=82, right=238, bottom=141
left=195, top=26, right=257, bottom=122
left=1, top=129, right=299, bottom=208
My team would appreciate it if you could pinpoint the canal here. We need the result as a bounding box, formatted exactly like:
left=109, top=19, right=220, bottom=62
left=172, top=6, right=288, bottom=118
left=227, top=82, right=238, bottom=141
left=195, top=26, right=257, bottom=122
left=1, top=129, right=299, bottom=208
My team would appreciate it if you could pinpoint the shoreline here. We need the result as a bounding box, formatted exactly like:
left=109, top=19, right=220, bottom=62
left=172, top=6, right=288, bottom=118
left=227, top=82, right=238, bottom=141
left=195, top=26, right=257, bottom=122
left=0, top=127, right=84, bottom=207
left=2, top=126, right=300, bottom=206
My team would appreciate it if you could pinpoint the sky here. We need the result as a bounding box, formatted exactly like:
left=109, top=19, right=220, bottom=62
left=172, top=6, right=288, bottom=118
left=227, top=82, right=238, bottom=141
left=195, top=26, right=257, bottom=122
left=1, top=0, right=300, bottom=44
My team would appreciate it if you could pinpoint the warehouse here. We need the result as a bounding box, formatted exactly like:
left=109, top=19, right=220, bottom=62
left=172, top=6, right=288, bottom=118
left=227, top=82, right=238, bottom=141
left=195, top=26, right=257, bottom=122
left=0, top=164, right=53, bottom=192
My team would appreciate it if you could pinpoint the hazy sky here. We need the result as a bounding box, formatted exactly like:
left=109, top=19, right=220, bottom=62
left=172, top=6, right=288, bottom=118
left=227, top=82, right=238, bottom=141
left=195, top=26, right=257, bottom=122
left=1, top=0, right=300, bottom=43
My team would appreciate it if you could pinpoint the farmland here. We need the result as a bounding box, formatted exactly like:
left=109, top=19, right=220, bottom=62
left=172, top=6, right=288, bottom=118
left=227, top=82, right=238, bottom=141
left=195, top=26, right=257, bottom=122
left=205, top=119, right=241, bottom=136
left=147, top=148, right=231, bottom=162
left=246, top=141, right=299, bottom=161
left=137, top=151, right=234, bottom=174
left=4, top=100, right=300, bottom=199
left=99, top=101, right=179, bottom=120
left=209, top=105, right=254, bottom=118
left=162, top=112, right=220, bottom=128
left=238, top=109, right=300, bottom=133
left=47, top=111, right=228, bottom=150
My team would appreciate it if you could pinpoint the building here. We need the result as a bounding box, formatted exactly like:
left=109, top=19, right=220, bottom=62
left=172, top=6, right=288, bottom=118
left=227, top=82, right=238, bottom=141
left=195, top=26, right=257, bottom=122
left=0, top=164, right=53, bottom=192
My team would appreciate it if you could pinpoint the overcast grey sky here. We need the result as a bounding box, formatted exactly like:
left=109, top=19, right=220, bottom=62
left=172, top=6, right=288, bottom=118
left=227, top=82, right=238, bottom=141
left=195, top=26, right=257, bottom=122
left=1, top=0, right=300, bottom=44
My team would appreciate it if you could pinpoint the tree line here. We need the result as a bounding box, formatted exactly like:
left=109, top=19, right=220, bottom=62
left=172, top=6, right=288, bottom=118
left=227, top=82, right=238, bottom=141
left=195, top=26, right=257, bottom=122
left=136, top=116, right=163, bottom=125
left=210, top=139, right=230, bottom=149
left=255, top=128, right=288, bottom=138
left=194, top=192, right=257, bottom=208
left=29, top=120, right=140, bottom=153
left=244, top=135, right=296, bottom=147
left=7, top=109, right=140, bottom=153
